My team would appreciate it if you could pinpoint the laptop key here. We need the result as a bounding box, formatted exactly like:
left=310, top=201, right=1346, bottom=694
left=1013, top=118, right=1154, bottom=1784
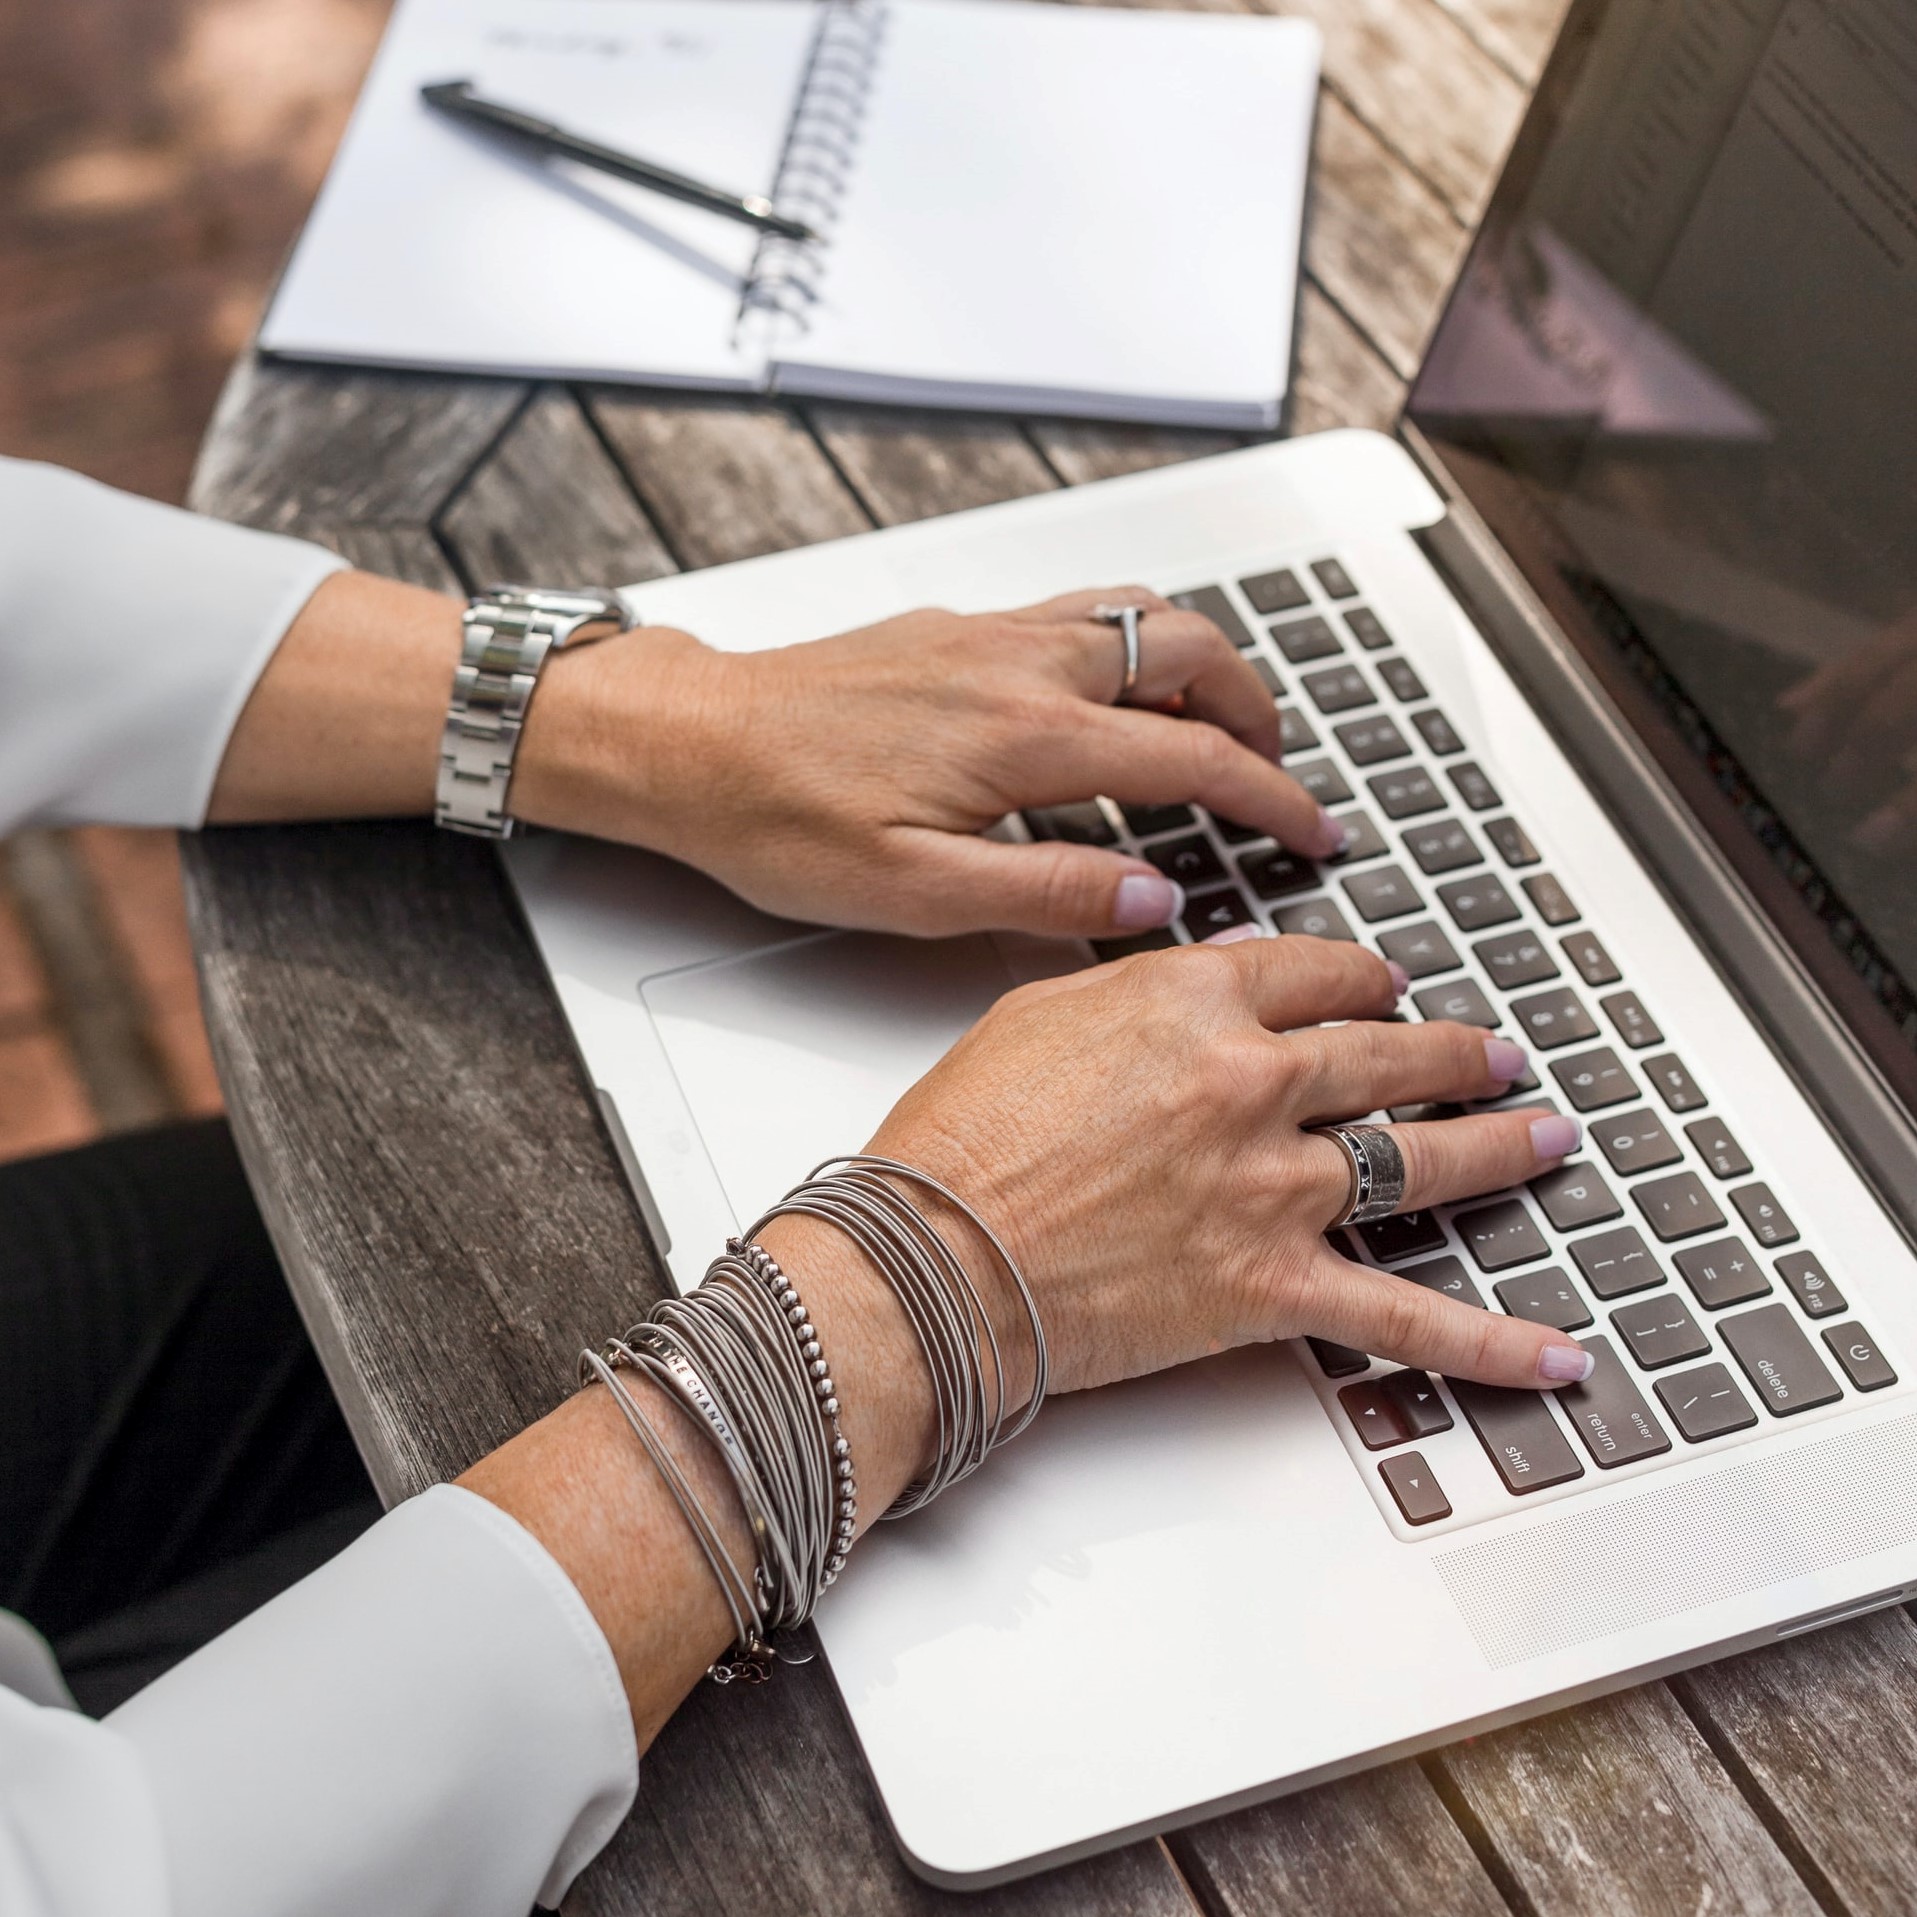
left=1239, top=567, right=1311, bottom=615
left=1343, top=607, right=1393, bottom=650
left=1342, top=864, right=1424, bottom=923
left=1721, top=1303, right=1842, bottom=1415
left=1413, top=708, right=1466, bottom=756
left=1609, top=1297, right=1710, bottom=1370
left=1495, top=1267, right=1593, bottom=1331
left=1559, top=1336, right=1672, bottom=1466
left=1634, top=1171, right=1726, bottom=1242
left=1378, top=658, right=1429, bottom=703
left=1382, top=1370, right=1454, bottom=1440
left=1147, top=833, right=1225, bottom=887
left=1274, top=897, right=1357, bottom=941
left=1645, top=1053, right=1707, bottom=1113
left=1213, top=816, right=1267, bottom=846
left=1776, top=1251, right=1846, bottom=1318
left=1401, top=1254, right=1486, bottom=1309
left=1601, top=990, right=1662, bottom=1049
left=1593, top=1109, right=1683, bottom=1176
left=1656, top=1363, right=1758, bottom=1443
left=1437, top=873, right=1520, bottom=931
left=1560, top=930, right=1621, bottom=987
left=1182, top=890, right=1252, bottom=939
left=1510, top=987, right=1599, bottom=1051
left=1683, top=1117, right=1750, bottom=1178
left=1279, top=706, right=1320, bottom=753
left=1448, top=1379, right=1585, bottom=1493
left=1340, top=1377, right=1411, bottom=1449
left=1448, top=761, right=1501, bottom=810
left=1380, top=1451, right=1452, bottom=1525
left=1475, top=930, right=1558, bottom=990
left=1378, top=921, right=1461, bottom=979
left=1456, top=1199, right=1550, bottom=1272
left=1171, top=584, right=1255, bottom=649
left=1092, top=930, right=1178, bottom=962
left=1484, top=817, right=1541, bottom=867
left=1024, top=802, right=1117, bottom=845
left=1356, top=1210, right=1447, bottom=1264
left=1731, top=1182, right=1798, bottom=1248
left=1310, top=557, right=1359, bottom=600
left=1309, top=1336, right=1369, bottom=1379
left=1302, top=664, right=1376, bottom=713
left=1823, top=1323, right=1896, bottom=1391
left=1403, top=819, right=1482, bottom=876
left=1291, top=757, right=1354, bottom=806
left=1530, top=1163, right=1622, bottom=1231
left=1571, top=1225, right=1663, bottom=1299
left=1240, top=847, right=1320, bottom=900
left=1413, top=979, right=1500, bottom=1029
left=1334, top=715, right=1411, bottom=764
left=1119, top=802, right=1194, bottom=838
left=1249, top=656, right=1284, bottom=697
left=1674, top=1236, right=1771, bottom=1309
left=1271, top=615, right=1343, bottom=664
left=1522, top=872, right=1580, bottom=925
left=1551, top=1047, right=1638, bottom=1112
left=1368, top=766, right=1444, bottom=819
left=1331, top=810, right=1390, bottom=863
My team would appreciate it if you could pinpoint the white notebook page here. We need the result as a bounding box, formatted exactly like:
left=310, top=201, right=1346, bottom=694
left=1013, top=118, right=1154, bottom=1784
left=261, top=0, right=821, bottom=386
left=778, top=1, right=1319, bottom=425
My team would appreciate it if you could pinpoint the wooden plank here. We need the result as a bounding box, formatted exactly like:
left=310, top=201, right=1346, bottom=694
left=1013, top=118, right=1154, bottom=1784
left=1172, top=1762, right=1508, bottom=1917
left=1028, top=421, right=1243, bottom=486
left=1257, top=0, right=1527, bottom=222
left=1673, top=1608, right=1917, bottom=1917
left=188, top=354, right=525, bottom=531
left=1290, top=284, right=1407, bottom=438
left=584, top=390, right=870, bottom=569
left=1430, top=0, right=1570, bottom=87
left=294, top=521, right=463, bottom=594
left=437, top=385, right=677, bottom=589
left=1436, top=1683, right=1821, bottom=1917
left=807, top=405, right=1061, bottom=526
left=1306, top=93, right=1469, bottom=381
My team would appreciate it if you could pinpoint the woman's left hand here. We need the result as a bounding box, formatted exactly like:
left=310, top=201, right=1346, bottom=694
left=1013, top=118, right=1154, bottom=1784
left=513, top=586, right=1346, bottom=939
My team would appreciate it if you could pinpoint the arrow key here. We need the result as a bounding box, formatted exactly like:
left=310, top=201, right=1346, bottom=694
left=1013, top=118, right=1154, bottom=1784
left=1339, top=1378, right=1411, bottom=1449
left=1383, top=1367, right=1456, bottom=1438
left=1380, top=1450, right=1453, bottom=1525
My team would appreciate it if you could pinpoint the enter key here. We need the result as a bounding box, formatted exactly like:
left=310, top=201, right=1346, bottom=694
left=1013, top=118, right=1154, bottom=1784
left=1558, top=1335, right=1672, bottom=1468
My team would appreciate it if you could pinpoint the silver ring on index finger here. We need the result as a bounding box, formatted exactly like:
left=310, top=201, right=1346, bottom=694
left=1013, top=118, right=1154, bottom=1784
left=1092, top=602, right=1145, bottom=701
left=1314, top=1122, right=1407, bottom=1227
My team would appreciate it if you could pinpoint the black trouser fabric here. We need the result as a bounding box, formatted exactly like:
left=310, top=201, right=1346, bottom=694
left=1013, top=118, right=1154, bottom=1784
left=0, top=1120, right=379, bottom=1713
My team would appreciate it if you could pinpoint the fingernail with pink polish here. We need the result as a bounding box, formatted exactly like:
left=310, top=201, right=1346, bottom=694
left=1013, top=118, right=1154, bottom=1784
left=1205, top=922, right=1264, bottom=945
left=1530, top=1113, right=1582, bottom=1160
left=1484, top=1036, right=1529, bottom=1082
left=1538, top=1343, right=1596, bottom=1385
left=1114, top=872, right=1184, bottom=930
left=1312, top=807, right=1353, bottom=859
left=1386, top=960, right=1411, bottom=998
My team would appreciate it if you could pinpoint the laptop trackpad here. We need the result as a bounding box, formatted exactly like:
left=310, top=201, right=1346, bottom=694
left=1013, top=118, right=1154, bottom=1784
left=640, top=930, right=1021, bottom=1220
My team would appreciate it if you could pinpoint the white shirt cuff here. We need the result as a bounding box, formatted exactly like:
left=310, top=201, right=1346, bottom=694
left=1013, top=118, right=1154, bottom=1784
left=109, top=1485, right=638, bottom=1917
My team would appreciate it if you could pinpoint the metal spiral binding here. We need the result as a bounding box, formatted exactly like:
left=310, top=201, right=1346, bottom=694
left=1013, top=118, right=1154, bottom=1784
left=736, top=0, right=889, bottom=350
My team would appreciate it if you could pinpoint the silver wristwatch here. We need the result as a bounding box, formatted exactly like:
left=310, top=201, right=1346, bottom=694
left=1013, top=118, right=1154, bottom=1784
left=435, top=585, right=636, bottom=838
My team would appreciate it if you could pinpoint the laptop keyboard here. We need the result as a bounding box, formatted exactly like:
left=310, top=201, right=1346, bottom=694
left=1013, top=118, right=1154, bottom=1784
left=1021, top=557, right=1902, bottom=1535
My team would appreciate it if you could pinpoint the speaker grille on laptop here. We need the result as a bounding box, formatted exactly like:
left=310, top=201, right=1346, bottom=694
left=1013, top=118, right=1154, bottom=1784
left=1436, top=1413, right=1917, bottom=1667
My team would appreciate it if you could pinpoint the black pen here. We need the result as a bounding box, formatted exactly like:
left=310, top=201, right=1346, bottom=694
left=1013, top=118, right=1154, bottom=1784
left=420, top=79, right=819, bottom=243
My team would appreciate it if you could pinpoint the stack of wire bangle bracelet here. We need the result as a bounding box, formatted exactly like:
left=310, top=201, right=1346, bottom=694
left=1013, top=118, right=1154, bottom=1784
left=581, top=1154, right=1046, bottom=1684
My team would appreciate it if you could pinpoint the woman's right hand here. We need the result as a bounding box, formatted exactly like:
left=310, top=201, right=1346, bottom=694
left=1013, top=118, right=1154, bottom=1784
left=862, top=931, right=1593, bottom=1401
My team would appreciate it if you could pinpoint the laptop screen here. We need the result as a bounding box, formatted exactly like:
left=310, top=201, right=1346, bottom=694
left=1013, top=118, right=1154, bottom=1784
left=1405, top=0, right=1917, bottom=1114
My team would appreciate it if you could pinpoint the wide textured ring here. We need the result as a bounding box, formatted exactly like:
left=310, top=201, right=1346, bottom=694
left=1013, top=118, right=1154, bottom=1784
left=1092, top=602, right=1145, bottom=700
left=1316, top=1123, right=1407, bottom=1228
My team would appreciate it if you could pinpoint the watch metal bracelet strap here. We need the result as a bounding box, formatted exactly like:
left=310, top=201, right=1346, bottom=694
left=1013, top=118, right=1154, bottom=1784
left=436, top=585, right=635, bottom=838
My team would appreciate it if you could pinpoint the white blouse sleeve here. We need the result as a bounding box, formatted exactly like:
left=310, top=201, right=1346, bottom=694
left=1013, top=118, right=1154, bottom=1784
left=0, top=458, right=347, bottom=836
left=0, top=1488, right=638, bottom=1917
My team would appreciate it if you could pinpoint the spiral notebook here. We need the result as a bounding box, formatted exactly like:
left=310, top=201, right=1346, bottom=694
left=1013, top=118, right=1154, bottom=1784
left=261, top=0, right=1320, bottom=429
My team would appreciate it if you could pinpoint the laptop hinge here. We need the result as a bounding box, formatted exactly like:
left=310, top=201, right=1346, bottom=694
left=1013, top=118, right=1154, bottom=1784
left=1394, top=421, right=1917, bottom=1251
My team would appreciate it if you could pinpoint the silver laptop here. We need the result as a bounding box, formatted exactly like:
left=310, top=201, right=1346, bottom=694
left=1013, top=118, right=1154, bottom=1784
left=506, top=0, right=1917, bottom=1886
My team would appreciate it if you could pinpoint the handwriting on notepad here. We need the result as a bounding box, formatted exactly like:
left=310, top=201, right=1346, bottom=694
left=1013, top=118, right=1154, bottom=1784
left=484, top=27, right=715, bottom=61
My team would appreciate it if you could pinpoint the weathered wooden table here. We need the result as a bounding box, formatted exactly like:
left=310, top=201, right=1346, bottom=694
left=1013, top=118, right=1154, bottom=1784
left=183, top=1, right=1917, bottom=1911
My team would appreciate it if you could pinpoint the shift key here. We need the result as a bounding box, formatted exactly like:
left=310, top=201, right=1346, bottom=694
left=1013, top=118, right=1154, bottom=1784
left=1448, top=1378, right=1585, bottom=1494
left=1556, top=1335, right=1672, bottom=1468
